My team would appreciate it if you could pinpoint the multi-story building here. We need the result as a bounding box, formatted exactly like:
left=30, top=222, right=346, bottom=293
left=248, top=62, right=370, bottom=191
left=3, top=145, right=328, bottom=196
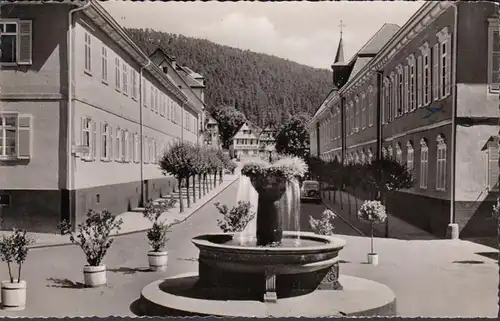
left=258, top=125, right=277, bottom=159
left=229, top=122, right=260, bottom=159
left=309, top=1, right=499, bottom=240
left=204, top=113, right=221, bottom=148
left=0, top=0, right=205, bottom=232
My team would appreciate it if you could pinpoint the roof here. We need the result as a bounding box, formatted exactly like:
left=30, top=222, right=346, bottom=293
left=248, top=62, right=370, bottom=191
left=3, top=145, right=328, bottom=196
left=334, top=36, right=345, bottom=64
left=347, top=57, right=373, bottom=82
left=357, top=23, right=400, bottom=55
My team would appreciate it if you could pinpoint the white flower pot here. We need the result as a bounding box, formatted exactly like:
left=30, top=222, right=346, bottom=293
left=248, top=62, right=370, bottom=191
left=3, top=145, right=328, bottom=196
left=148, top=251, right=168, bottom=272
left=367, top=253, right=379, bottom=266
left=1, top=280, right=26, bottom=311
left=83, top=265, right=107, bottom=288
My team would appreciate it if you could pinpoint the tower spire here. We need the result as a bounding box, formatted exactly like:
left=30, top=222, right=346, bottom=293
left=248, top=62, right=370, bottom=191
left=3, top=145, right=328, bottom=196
left=334, top=20, right=346, bottom=64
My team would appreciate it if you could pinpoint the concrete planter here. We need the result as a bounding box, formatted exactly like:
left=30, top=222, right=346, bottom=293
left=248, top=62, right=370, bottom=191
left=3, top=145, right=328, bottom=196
left=148, top=251, right=168, bottom=272
left=367, top=253, right=379, bottom=266
left=1, top=280, right=26, bottom=311
left=83, top=265, right=107, bottom=287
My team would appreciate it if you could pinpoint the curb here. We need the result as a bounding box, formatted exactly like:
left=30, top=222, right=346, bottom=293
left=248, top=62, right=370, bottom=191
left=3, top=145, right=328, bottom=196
left=321, top=199, right=366, bottom=237
left=28, top=177, right=240, bottom=250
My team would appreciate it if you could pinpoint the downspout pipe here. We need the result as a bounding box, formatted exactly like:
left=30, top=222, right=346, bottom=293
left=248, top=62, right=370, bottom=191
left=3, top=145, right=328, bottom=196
left=139, top=60, right=151, bottom=206
left=375, top=71, right=384, bottom=160
left=447, top=2, right=459, bottom=240
left=67, top=0, right=92, bottom=224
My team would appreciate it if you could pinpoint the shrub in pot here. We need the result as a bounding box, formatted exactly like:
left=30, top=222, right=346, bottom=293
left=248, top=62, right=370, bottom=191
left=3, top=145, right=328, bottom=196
left=0, top=229, right=34, bottom=311
left=357, top=200, right=387, bottom=266
left=143, top=198, right=179, bottom=272
left=309, top=209, right=337, bottom=236
left=58, top=209, right=123, bottom=287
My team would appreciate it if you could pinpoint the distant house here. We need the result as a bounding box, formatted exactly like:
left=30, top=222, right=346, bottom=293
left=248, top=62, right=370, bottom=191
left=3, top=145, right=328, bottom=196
left=229, top=122, right=260, bottom=159
left=258, top=125, right=277, bottom=159
left=204, top=113, right=221, bottom=147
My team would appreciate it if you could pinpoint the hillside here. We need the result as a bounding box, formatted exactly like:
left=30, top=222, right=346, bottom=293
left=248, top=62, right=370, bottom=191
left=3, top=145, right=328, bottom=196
left=125, top=28, right=333, bottom=126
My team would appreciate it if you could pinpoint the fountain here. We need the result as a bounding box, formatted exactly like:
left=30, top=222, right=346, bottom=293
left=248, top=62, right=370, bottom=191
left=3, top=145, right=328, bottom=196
left=139, top=157, right=397, bottom=317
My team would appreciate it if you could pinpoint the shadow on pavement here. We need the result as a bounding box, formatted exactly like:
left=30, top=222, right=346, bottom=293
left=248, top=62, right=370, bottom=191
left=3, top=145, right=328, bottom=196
left=108, top=267, right=151, bottom=275
left=475, top=251, right=498, bottom=261
left=129, top=298, right=144, bottom=316
left=452, top=260, right=484, bottom=264
left=177, top=258, right=198, bottom=262
left=46, top=277, right=85, bottom=289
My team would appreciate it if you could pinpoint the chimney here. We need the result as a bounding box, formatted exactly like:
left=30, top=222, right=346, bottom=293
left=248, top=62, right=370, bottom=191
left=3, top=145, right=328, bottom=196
left=162, top=66, right=168, bottom=74
left=171, top=56, right=177, bottom=70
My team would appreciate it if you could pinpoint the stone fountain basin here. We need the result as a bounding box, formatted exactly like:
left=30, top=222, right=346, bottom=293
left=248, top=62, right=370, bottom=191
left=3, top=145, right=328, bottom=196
left=192, top=231, right=346, bottom=275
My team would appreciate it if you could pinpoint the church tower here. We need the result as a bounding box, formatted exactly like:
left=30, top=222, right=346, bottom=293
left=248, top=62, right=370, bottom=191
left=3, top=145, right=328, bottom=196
left=331, top=21, right=350, bottom=89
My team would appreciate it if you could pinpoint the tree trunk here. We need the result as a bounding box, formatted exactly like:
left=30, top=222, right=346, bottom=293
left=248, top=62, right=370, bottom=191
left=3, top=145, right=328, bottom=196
left=192, top=174, right=197, bottom=203
left=198, top=174, right=202, bottom=199
left=178, top=178, right=184, bottom=213
left=370, top=223, right=374, bottom=254
left=186, top=176, right=191, bottom=208
left=333, top=186, right=337, bottom=204
left=213, top=171, right=217, bottom=188
left=219, top=169, right=223, bottom=184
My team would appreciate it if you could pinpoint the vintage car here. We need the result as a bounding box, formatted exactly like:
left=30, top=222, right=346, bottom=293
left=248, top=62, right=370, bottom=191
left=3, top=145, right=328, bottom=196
left=300, top=180, right=321, bottom=203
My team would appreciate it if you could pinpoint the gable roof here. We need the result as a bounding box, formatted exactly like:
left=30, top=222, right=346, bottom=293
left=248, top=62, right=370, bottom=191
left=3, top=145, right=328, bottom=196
left=357, top=23, right=400, bottom=56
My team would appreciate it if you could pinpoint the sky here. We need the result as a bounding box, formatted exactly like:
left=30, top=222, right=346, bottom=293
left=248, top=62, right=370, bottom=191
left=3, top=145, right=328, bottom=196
left=102, top=1, right=424, bottom=70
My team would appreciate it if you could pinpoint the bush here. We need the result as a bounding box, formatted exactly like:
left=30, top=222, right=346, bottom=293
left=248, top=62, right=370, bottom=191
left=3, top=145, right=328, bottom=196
left=143, top=198, right=179, bottom=252
left=215, top=201, right=256, bottom=233
left=58, top=210, right=123, bottom=267
left=309, top=209, right=337, bottom=236
left=0, top=229, right=34, bottom=283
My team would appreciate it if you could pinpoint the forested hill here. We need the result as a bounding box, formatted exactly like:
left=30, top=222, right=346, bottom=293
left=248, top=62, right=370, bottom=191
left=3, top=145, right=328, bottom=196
left=125, top=28, right=333, bottom=126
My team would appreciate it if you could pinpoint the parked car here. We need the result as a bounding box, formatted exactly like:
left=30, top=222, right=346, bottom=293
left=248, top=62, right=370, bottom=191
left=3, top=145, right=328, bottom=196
left=300, top=180, right=321, bottom=203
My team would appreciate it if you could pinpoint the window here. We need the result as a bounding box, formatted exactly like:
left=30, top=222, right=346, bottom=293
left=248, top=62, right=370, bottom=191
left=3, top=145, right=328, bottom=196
left=150, top=85, right=155, bottom=112
left=422, top=44, right=430, bottom=105
left=487, top=144, right=499, bottom=191
left=397, top=66, right=403, bottom=117
left=382, top=147, right=388, bottom=159
left=81, top=117, right=96, bottom=160
left=128, top=131, right=133, bottom=163
left=131, top=71, right=138, bottom=99
left=101, top=123, right=111, bottom=161
left=155, top=88, right=159, bottom=113
left=387, top=146, right=393, bottom=159
left=0, top=114, right=30, bottom=159
left=101, top=47, right=108, bottom=83
left=408, top=55, right=416, bottom=110
left=336, top=107, right=341, bottom=137
left=436, top=135, right=447, bottom=191
left=432, top=43, right=439, bottom=101
left=404, top=65, right=409, bottom=113
left=361, top=93, right=366, bottom=129
left=115, top=58, right=121, bottom=91
left=116, top=128, right=122, bottom=162
left=360, top=151, right=366, bottom=164
left=144, top=136, right=149, bottom=164
left=84, top=32, right=92, bottom=73
left=417, top=55, right=423, bottom=108
left=121, top=130, right=126, bottom=161
left=437, top=27, right=451, bottom=98
left=134, top=133, right=140, bottom=163
left=0, top=20, right=32, bottom=65
left=396, top=143, right=403, bottom=164
left=367, top=149, right=373, bottom=163
left=390, top=73, right=396, bottom=121
left=122, top=63, right=128, bottom=96
left=420, top=139, right=428, bottom=189
left=143, top=78, right=147, bottom=107
left=488, top=18, right=500, bottom=92
left=350, top=101, right=355, bottom=133
left=407, top=141, right=414, bottom=175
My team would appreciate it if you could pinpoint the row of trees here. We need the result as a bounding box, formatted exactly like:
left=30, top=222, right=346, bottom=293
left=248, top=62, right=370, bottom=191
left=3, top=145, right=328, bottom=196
left=159, top=141, right=237, bottom=213
left=306, top=155, right=415, bottom=223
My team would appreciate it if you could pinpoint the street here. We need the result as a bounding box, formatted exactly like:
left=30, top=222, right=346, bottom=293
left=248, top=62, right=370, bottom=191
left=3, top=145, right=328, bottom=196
left=0, top=182, right=496, bottom=317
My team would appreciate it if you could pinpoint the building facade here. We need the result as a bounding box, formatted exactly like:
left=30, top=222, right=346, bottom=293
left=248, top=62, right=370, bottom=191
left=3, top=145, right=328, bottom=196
left=0, top=0, right=205, bottom=232
left=204, top=113, right=221, bottom=148
left=258, top=125, right=277, bottom=159
left=309, top=1, right=500, bottom=239
left=229, top=122, right=260, bottom=159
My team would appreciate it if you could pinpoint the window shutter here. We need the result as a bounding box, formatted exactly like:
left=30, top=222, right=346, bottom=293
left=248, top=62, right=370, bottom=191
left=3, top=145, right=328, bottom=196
left=92, top=121, right=97, bottom=160
left=100, top=123, right=105, bottom=160
left=115, top=129, right=120, bottom=162
left=109, top=126, right=113, bottom=160
left=17, top=20, right=33, bottom=65
left=433, top=44, right=439, bottom=101
left=489, top=147, right=499, bottom=191
left=404, top=66, right=409, bottom=113
left=16, top=114, right=32, bottom=159
left=417, top=56, right=423, bottom=107
left=445, top=37, right=452, bottom=96
left=144, top=136, right=148, bottom=164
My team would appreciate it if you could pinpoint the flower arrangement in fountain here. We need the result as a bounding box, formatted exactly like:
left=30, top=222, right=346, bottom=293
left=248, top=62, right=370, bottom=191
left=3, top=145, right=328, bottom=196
left=357, top=200, right=387, bottom=255
left=241, top=155, right=308, bottom=181
left=309, top=209, right=337, bottom=236
left=215, top=201, right=256, bottom=233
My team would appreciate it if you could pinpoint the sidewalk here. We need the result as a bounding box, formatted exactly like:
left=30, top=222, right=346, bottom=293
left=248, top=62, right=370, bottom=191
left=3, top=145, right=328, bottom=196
left=0, top=173, right=240, bottom=249
left=321, top=189, right=435, bottom=240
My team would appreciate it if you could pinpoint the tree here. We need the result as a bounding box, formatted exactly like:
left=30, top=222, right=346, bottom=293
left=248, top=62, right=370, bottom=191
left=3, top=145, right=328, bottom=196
left=159, top=141, right=196, bottom=213
left=275, top=113, right=311, bottom=158
left=212, top=106, right=247, bottom=149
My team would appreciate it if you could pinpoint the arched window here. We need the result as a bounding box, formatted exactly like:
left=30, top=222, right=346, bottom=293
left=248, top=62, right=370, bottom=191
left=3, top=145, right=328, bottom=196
left=406, top=141, right=414, bottom=174
left=420, top=138, right=429, bottom=189
left=395, top=142, right=403, bottom=164
left=360, top=150, right=366, bottom=164
left=354, top=152, right=360, bottom=164
left=387, top=146, right=394, bottom=159
left=367, top=148, right=373, bottom=163
left=436, top=134, right=447, bottom=191
left=382, top=147, right=388, bottom=159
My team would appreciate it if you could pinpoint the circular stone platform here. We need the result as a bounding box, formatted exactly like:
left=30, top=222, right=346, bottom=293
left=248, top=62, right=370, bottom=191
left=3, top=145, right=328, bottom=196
left=139, top=272, right=397, bottom=317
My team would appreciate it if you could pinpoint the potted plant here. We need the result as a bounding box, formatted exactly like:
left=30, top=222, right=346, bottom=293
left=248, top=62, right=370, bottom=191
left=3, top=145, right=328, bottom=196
left=309, top=209, right=337, bottom=236
left=0, top=229, right=34, bottom=311
left=58, top=209, right=123, bottom=287
left=143, top=198, right=179, bottom=272
left=215, top=201, right=256, bottom=233
left=357, top=200, right=387, bottom=265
